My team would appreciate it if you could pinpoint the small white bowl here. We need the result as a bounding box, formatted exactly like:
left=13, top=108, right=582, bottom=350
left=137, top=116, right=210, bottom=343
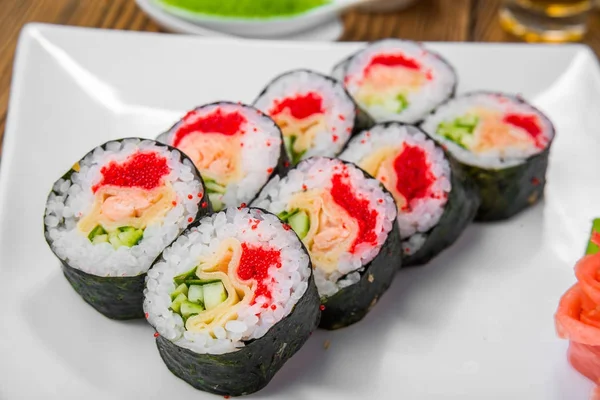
left=148, top=0, right=362, bottom=39
left=136, top=0, right=345, bottom=40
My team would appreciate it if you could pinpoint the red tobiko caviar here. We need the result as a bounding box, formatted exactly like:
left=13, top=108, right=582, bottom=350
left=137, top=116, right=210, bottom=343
left=172, top=201, right=177, bottom=206
left=284, top=161, right=290, bottom=168
left=531, top=177, right=540, bottom=186
left=366, top=53, right=421, bottom=75
left=393, top=145, right=434, bottom=210
left=319, top=305, right=326, bottom=311
left=330, top=173, right=378, bottom=253
left=172, top=109, right=247, bottom=147
left=270, top=92, right=324, bottom=120
left=188, top=217, right=193, bottom=223
left=187, top=194, right=193, bottom=200
left=145, top=312, right=149, bottom=319
left=332, top=135, right=339, bottom=142
left=503, top=113, right=545, bottom=148
left=153, top=332, right=160, bottom=338
left=92, top=151, right=169, bottom=193
left=271, top=304, right=277, bottom=310
left=201, top=201, right=208, bottom=208
left=237, top=243, right=282, bottom=303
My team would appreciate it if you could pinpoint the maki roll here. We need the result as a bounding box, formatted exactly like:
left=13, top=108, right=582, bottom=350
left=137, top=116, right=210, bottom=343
left=421, top=92, right=555, bottom=221
left=334, top=39, right=457, bottom=124
left=43, top=138, right=210, bottom=319
left=253, top=69, right=373, bottom=165
left=157, top=102, right=287, bottom=211
left=253, top=157, right=400, bottom=329
left=339, top=123, right=479, bottom=266
left=144, top=207, right=320, bottom=396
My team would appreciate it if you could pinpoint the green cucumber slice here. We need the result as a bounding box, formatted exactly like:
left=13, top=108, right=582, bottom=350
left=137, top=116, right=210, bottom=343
left=184, top=279, right=221, bottom=286
left=88, top=225, right=107, bottom=241
left=181, top=300, right=205, bottom=318
left=208, top=193, right=224, bottom=212
left=92, top=234, right=109, bottom=244
left=277, top=208, right=300, bottom=222
left=108, top=231, right=123, bottom=249
left=174, top=267, right=198, bottom=286
left=396, top=93, right=409, bottom=113
left=171, top=283, right=189, bottom=300
left=117, top=228, right=144, bottom=247
left=170, top=293, right=188, bottom=313
left=456, top=114, right=479, bottom=128
left=205, top=181, right=226, bottom=194
left=288, top=210, right=310, bottom=239
left=283, top=135, right=305, bottom=165
left=283, top=136, right=294, bottom=156
left=203, top=282, right=227, bottom=310
left=188, top=285, right=204, bottom=304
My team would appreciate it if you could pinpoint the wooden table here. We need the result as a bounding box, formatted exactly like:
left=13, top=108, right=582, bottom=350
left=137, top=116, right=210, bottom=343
left=1, top=0, right=599, bottom=151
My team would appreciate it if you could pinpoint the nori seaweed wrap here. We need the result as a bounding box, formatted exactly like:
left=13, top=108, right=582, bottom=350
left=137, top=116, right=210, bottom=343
left=143, top=207, right=320, bottom=396
left=421, top=91, right=555, bottom=221
left=43, top=138, right=210, bottom=319
left=339, top=122, right=480, bottom=267
left=156, top=102, right=289, bottom=212
left=252, top=157, right=400, bottom=329
left=253, top=69, right=373, bottom=166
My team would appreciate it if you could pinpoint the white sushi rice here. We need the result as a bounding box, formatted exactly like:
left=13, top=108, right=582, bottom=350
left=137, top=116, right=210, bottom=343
left=339, top=124, right=451, bottom=251
left=44, top=138, right=203, bottom=277
left=143, top=208, right=311, bottom=355
left=343, top=39, right=456, bottom=124
left=158, top=102, right=282, bottom=208
left=252, top=157, right=396, bottom=297
left=253, top=70, right=356, bottom=159
left=421, top=92, right=555, bottom=169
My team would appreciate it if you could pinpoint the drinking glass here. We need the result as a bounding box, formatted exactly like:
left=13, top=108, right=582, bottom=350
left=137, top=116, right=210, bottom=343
left=499, top=0, right=593, bottom=42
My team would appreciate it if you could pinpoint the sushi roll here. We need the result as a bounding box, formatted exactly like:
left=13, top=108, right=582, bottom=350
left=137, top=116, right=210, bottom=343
left=420, top=92, right=555, bottom=221
left=253, top=157, right=400, bottom=329
left=339, top=123, right=479, bottom=266
left=333, top=39, right=457, bottom=124
left=253, top=69, right=373, bottom=165
left=43, top=138, right=210, bottom=319
left=157, top=102, right=288, bottom=212
left=144, top=207, right=320, bottom=396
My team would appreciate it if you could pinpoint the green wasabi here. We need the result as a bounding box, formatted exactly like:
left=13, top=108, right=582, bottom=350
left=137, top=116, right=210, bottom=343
left=159, top=0, right=331, bottom=19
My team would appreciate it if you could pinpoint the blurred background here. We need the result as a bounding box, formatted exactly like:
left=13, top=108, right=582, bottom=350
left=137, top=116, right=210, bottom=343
left=2, top=0, right=600, bottom=139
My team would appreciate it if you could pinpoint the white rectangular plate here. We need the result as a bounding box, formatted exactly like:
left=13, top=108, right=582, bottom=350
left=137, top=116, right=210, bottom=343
left=1, top=24, right=599, bottom=400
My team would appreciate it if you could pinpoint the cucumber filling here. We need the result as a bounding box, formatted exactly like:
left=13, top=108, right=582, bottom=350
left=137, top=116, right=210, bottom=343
left=208, top=192, right=224, bottom=212
left=436, top=114, right=479, bottom=149
left=283, top=135, right=306, bottom=166
left=278, top=208, right=310, bottom=239
left=88, top=224, right=144, bottom=249
left=204, top=178, right=226, bottom=194
left=170, top=267, right=229, bottom=322
left=396, top=93, right=409, bottom=113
